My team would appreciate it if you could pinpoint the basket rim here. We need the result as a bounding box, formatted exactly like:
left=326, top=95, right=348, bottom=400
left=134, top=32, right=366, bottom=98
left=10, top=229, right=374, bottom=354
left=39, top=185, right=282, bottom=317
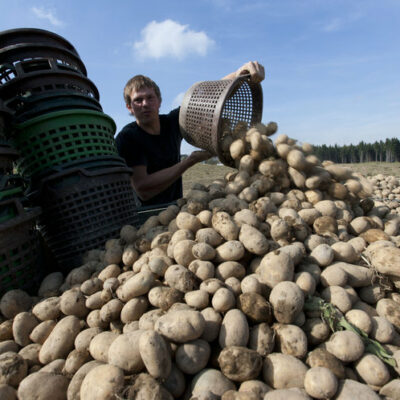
left=15, top=108, right=116, bottom=131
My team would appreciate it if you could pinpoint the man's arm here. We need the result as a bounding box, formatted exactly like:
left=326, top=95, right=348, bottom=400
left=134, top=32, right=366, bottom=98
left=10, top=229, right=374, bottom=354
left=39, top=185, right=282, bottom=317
left=223, top=61, right=265, bottom=83
left=131, top=151, right=211, bottom=201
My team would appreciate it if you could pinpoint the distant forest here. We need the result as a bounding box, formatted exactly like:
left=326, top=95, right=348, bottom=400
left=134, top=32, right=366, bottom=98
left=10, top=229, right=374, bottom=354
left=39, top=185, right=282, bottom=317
left=185, top=137, right=400, bottom=165
left=313, top=138, right=400, bottom=163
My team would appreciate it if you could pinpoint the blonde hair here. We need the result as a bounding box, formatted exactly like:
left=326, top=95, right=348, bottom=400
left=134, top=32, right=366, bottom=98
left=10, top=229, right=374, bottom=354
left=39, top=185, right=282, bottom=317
left=123, top=75, right=162, bottom=106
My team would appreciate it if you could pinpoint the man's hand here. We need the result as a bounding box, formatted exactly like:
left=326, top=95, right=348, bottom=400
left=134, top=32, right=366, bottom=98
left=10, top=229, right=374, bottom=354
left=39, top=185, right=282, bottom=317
left=236, top=61, right=265, bottom=83
left=187, top=150, right=213, bottom=165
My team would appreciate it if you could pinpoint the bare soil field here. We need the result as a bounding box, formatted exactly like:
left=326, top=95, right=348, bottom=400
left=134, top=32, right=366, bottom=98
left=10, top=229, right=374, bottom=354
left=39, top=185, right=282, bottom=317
left=183, top=162, right=400, bottom=196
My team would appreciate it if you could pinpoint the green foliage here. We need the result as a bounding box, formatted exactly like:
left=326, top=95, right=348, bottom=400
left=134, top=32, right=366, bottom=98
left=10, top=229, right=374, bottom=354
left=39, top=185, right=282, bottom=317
left=304, top=296, right=397, bottom=368
left=313, top=138, right=400, bottom=163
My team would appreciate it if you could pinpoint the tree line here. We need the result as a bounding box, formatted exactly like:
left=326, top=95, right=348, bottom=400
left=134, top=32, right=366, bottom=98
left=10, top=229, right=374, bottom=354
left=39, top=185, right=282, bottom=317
left=313, top=138, right=400, bottom=164
left=182, top=137, right=400, bottom=165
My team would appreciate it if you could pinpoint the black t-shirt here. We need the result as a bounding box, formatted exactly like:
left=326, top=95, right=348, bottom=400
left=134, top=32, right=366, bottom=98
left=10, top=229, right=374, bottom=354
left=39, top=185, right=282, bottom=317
left=115, top=108, right=182, bottom=206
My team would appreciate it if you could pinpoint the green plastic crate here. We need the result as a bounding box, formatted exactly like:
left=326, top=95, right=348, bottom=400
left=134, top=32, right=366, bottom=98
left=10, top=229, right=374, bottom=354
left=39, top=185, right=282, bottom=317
left=13, top=109, right=118, bottom=178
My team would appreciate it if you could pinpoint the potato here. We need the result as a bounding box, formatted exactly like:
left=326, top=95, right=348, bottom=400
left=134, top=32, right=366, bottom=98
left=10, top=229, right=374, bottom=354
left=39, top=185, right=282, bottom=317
left=155, top=310, right=205, bottom=343
left=354, top=354, right=390, bottom=387
left=273, top=324, right=308, bottom=359
left=325, top=331, right=364, bottom=362
left=215, top=241, right=245, bottom=262
left=29, top=320, right=56, bottom=345
left=60, top=289, right=89, bottom=318
left=212, top=287, right=236, bottom=313
left=63, top=349, right=91, bottom=377
left=0, top=384, right=17, bottom=400
left=238, top=380, right=271, bottom=398
left=237, top=292, right=272, bottom=324
left=345, top=310, right=372, bottom=334
left=118, top=270, right=155, bottom=301
left=212, top=212, right=239, bottom=241
left=139, top=330, right=171, bottom=379
left=257, top=251, right=294, bottom=288
left=379, top=379, right=400, bottom=399
left=219, top=309, right=249, bottom=348
left=124, top=373, right=174, bottom=399
left=334, top=379, right=381, bottom=399
left=175, top=339, right=210, bottom=375
left=12, top=312, right=38, bottom=347
left=370, top=246, right=400, bottom=278
left=176, top=211, right=202, bottom=232
left=38, top=272, right=64, bottom=297
left=74, top=328, right=102, bottom=353
left=138, top=309, right=165, bottom=330
left=80, top=364, right=124, bottom=400
left=191, top=368, right=236, bottom=398
left=0, top=341, right=19, bottom=356
left=98, top=264, right=121, bottom=281
left=86, top=310, right=108, bottom=329
left=0, top=290, right=32, bottom=319
left=184, top=290, right=209, bottom=309
left=218, top=346, right=262, bottom=382
left=376, top=298, right=400, bottom=331
left=189, top=260, right=215, bottom=281
left=99, top=299, right=123, bottom=323
left=39, top=315, right=81, bottom=365
left=192, top=242, right=216, bottom=261
left=0, top=352, right=28, bottom=387
left=164, top=264, right=197, bottom=293
left=370, top=316, right=395, bottom=343
left=0, top=320, right=13, bottom=341
left=200, top=308, right=222, bottom=342
left=269, top=282, right=304, bottom=324
left=248, top=323, right=275, bottom=357
left=239, top=224, right=269, bottom=255
left=196, top=228, right=224, bottom=247
left=32, top=297, right=61, bottom=321
left=321, top=286, right=352, bottom=314
left=263, top=353, right=308, bottom=389
left=18, top=371, right=69, bottom=400
left=286, top=149, right=308, bottom=171
left=304, top=367, right=338, bottom=399
left=89, top=331, right=119, bottom=363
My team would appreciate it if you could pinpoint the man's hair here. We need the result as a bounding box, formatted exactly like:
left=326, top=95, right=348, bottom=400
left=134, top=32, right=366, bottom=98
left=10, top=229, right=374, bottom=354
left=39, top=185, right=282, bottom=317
left=123, top=75, right=162, bottom=106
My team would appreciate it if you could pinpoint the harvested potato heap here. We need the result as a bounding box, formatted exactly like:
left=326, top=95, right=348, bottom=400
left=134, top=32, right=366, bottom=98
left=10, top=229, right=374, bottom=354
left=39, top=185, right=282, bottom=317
left=368, top=174, right=400, bottom=216
left=1, top=122, right=400, bottom=400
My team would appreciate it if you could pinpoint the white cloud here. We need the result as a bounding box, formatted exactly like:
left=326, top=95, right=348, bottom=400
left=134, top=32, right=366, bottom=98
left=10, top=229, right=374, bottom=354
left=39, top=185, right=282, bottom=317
left=133, top=19, right=215, bottom=60
left=31, top=6, right=64, bottom=27
left=172, top=92, right=185, bottom=109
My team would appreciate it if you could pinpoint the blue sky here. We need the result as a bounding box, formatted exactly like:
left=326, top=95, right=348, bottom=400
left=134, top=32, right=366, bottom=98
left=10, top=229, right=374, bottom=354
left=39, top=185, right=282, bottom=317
left=1, top=0, right=399, bottom=155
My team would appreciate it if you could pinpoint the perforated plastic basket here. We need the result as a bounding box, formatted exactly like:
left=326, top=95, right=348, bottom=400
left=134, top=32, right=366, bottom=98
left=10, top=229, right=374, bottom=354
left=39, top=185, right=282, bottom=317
left=0, top=202, right=43, bottom=296
left=179, top=75, right=262, bottom=167
left=0, top=43, right=87, bottom=87
left=0, top=28, right=81, bottom=56
left=0, top=71, right=99, bottom=116
left=32, top=166, right=138, bottom=271
left=13, top=109, right=117, bottom=178
left=13, top=91, right=102, bottom=123
left=0, top=142, right=19, bottom=174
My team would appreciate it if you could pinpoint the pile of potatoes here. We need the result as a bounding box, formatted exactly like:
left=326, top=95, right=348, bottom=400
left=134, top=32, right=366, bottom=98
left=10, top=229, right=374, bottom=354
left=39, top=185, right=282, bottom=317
left=1, top=122, right=400, bottom=400
left=368, top=174, right=400, bottom=215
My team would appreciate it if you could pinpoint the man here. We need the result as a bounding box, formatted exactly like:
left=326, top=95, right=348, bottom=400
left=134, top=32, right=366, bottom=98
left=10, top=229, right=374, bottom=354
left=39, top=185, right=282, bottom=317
left=115, top=61, right=265, bottom=206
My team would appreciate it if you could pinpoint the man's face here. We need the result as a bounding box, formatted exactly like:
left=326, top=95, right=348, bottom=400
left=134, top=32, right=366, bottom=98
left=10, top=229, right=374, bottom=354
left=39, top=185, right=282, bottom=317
left=127, top=86, right=161, bottom=125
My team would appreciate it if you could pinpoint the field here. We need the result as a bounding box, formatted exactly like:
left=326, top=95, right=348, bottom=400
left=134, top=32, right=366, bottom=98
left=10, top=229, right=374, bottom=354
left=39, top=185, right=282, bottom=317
left=182, top=162, right=400, bottom=196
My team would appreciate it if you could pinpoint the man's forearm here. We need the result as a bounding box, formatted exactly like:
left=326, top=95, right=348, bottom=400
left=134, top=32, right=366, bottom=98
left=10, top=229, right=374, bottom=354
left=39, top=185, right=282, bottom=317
left=132, top=157, right=196, bottom=201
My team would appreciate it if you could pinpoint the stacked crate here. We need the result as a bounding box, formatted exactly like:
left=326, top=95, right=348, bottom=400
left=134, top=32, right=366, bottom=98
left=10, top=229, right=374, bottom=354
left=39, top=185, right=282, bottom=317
left=0, top=28, right=138, bottom=275
left=0, top=103, right=43, bottom=295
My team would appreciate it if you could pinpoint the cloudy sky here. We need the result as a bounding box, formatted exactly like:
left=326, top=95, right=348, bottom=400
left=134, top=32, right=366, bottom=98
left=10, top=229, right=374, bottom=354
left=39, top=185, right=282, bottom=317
left=1, top=0, right=399, bottom=154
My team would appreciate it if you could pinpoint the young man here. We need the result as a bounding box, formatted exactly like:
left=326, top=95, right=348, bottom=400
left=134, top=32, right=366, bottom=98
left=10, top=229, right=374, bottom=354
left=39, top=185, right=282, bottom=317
left=115, top=61, right=265, bottom=206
